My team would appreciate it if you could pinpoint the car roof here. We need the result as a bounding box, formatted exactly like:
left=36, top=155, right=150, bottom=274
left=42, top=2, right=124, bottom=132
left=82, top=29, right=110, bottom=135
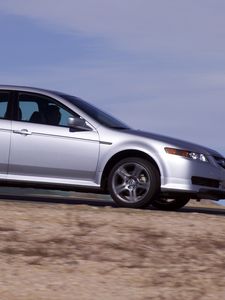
left=0, top=85, right=63, bottom=97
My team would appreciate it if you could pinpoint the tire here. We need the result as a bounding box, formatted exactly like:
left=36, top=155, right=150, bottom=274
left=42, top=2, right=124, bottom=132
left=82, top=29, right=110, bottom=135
left=108, top=157, right=160, bottom=208
left=151, top=197, right=190, bottom=211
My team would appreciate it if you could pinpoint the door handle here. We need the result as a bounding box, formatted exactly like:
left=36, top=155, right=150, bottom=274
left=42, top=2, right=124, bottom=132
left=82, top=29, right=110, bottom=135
left=13, top=129, right=32, bottom=136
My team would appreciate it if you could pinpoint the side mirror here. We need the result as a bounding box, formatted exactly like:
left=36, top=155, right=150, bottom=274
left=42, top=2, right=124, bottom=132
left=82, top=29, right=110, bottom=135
left=68, top=117, right=91, bottom=131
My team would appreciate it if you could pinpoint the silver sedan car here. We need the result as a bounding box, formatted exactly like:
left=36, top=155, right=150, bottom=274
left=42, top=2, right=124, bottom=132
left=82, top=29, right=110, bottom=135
left=0, top=85, right=225, bottom=209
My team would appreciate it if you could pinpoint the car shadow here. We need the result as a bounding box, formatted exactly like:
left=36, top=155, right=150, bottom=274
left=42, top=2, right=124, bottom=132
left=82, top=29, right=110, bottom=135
left=0, top=194, right=225, bottom=216
left=150, top=204, right=225, bottom=216
left=0, top=194, right=117, bottom=207
left=179, top=206, right=225, bottom=216
left=0, top=193, right=225, bottom=216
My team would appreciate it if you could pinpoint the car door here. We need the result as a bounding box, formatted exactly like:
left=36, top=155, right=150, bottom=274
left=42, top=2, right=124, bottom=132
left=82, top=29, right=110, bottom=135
left=8, top=92, right=100, bottom=186
left=0, top=91, right=12, bottom=179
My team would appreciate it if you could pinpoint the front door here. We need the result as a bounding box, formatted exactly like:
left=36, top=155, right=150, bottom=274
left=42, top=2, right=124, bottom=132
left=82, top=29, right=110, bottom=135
left=8, top=92, right=100, bottom=187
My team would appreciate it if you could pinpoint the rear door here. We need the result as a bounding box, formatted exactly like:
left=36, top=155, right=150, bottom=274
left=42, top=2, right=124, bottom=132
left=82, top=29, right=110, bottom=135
left=0, top=91, right=11, bottom=179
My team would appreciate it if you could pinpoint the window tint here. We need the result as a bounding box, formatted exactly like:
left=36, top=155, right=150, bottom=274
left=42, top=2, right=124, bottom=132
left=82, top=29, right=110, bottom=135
left=18, top=92, right=80, bottom=127
left=19, top=101, right=39, bottom=121
left=0, top=92, right=10, bottom=119
left=58, top=93, right=129, bottom=129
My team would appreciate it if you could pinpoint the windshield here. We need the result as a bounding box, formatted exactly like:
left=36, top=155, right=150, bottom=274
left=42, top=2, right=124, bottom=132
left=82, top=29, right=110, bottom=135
left=59, top=93, right=130, bottom=129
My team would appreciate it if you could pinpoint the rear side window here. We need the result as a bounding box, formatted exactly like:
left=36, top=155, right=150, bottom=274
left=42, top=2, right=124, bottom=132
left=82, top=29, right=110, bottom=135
left=0, top=92, right=10, bottom=119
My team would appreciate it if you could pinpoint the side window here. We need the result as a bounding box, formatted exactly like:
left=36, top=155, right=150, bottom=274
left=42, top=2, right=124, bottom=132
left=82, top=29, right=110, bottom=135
left=18, top=92, right=80, bottom=127
left=18, top=94, right=41, bottom=123
left=54, top=106, right=74, bottom=127
left=19, top=101, right=39, bottom=121
left=0, top=92, right=10, bottom=119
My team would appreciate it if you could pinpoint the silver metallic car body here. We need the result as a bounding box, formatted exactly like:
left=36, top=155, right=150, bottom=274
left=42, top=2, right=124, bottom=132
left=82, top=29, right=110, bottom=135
left=0, top=85, right=225, bottom=200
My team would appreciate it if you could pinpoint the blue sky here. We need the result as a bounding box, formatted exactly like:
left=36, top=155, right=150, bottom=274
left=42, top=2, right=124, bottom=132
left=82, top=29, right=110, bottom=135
left=0, top=0, right=225, bottom=155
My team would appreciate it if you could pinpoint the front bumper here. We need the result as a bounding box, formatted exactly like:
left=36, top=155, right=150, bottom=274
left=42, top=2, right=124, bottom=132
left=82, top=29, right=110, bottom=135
left=160, top=154, right=225, bottom=200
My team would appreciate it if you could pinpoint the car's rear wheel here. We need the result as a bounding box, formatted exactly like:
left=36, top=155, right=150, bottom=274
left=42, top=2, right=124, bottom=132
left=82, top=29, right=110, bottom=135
left=151, top=196, right=190, bottom=210
left=108, top=157, right=160, bottom=208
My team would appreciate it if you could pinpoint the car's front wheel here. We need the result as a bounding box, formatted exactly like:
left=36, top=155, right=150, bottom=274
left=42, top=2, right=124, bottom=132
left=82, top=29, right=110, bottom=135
left=151, top=197, right=190, bottom=210
left=108, top=157, right=160, bottom=208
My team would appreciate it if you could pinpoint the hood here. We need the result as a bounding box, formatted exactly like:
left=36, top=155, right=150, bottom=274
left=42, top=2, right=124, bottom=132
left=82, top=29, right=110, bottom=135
left=123, top=129, right=222, bottom=157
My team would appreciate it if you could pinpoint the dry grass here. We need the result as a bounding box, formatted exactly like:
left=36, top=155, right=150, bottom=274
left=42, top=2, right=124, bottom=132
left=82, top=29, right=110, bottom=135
left=0, top=198, right=224, bottom=300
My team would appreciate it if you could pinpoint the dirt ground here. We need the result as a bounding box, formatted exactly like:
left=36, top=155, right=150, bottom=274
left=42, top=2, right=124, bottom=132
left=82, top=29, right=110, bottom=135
left=0, top=193, right=224, bottom=300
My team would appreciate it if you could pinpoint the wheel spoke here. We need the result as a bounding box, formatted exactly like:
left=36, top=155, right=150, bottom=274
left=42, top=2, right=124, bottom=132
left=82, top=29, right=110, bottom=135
left=132, top=164, right=144, bottom=177
left=115, top=183, right=127, bottom=194
left=128, top=188, right=138, bottom=202
left=136, top=180, right=150, bottom=191
left=115, top=166, right=130, bottom=180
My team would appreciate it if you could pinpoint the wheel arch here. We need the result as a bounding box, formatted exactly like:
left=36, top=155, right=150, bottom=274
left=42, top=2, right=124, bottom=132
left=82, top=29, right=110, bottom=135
left=100, top=150, right=161, bottom=192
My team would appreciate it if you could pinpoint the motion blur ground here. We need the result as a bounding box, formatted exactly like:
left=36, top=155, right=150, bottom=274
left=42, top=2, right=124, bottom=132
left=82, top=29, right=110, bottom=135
left=0, top=192, right=224, bottom=300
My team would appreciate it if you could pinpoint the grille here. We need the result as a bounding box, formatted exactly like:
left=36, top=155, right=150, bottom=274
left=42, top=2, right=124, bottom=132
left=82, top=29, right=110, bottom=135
left=214, top=156, right=225, bottom=169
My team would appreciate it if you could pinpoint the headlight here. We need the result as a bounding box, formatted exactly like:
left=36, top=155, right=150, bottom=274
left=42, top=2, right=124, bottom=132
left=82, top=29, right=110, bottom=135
left=165, top=147, right=208, bottom=163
